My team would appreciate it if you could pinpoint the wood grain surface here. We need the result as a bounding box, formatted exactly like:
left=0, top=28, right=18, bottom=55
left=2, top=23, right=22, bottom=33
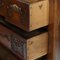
left=48, top=0, right=60, bottom=60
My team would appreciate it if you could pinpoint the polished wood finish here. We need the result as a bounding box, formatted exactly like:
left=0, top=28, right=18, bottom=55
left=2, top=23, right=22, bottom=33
left=48, top=0, right=60, bottom=60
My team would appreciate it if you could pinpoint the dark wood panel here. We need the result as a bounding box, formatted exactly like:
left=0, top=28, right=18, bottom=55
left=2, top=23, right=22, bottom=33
left=0, top=24, right=24, bottom=60
left=6, top=0, right=29, bottom=31
left=0, top=43, right=20, bottom=60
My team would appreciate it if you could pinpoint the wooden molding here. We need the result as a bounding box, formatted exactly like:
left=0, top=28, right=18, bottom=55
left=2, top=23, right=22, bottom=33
left=48, top=0, right=60, bottom=60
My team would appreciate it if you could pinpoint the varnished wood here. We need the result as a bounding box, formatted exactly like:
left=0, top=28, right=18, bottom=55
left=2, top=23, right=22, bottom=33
left=48, top=0, right=60, bottom=60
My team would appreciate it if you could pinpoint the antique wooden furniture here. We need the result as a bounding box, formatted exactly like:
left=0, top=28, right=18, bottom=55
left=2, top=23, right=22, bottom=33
left=0, top=0, right=49, bottom=60
left=0, top=21, right=48, bottom=60
left=6, top=0, right=49, bottom=32
left=0, top=0, right=60, bottom=60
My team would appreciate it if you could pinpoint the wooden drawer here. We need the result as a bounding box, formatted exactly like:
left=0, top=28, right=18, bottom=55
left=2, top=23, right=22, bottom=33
left=0, top=24, right=24, bottom=60
left=27, top=32, right=48, bottom=60
left=0, top=24, right=48, bottom=60
left=7, top=0, right=49, bottom=32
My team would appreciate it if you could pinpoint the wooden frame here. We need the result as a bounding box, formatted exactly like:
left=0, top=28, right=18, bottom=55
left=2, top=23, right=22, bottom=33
left=48, top=0, right=60, bottom=60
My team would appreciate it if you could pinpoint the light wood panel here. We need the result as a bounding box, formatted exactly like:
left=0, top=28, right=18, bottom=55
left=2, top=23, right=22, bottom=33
left=27, top=32, right=48, bottom=60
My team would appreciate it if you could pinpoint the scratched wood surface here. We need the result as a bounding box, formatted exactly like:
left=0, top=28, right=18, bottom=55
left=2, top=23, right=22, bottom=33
left=0, top=43, right=47, bottom=60
left=7, top=0, right=49, bottom=32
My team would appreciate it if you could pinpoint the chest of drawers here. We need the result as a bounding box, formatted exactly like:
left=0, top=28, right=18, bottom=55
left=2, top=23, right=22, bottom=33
left=6, top=0, right=49, bottom=32
left=0, top=24, right=48, bottom=60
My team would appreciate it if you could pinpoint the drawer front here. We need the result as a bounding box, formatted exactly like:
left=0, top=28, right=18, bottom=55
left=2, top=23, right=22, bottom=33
left=0, top=25, right=26, bottom=60
left=9, top=32, right=48, bottom=60
left=7, top=0, right=29, bottom=30
left=27, top=32, right=48, bottom=60
left=29, top=0, right=49, bottom=31
left=7, top=0, right=49, bottom=32
left=0, top=24, right=48, bottom=60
